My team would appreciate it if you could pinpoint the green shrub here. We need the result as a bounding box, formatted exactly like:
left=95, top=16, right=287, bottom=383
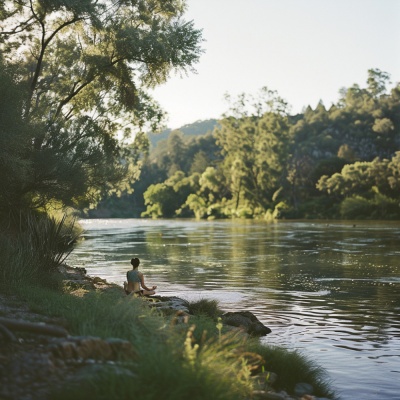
left=340, top=193, right=400, bottom=219
left=0, top=212, right=79, bottom=290
left=340, top=195, right=374, bottom=219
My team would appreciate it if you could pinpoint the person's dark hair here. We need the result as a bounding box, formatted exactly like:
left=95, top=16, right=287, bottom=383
left=131, top=257, right=140, bottom=268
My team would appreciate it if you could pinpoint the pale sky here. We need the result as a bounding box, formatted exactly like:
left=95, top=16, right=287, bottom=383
left=151, top=0, right=400, bottom=130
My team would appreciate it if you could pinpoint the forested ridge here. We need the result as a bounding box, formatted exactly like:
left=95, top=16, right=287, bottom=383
left=89, top=70, right=400, bottom=220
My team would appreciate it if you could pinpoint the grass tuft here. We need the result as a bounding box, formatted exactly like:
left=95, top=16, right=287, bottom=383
left=187, top=298, right=223, bottom=319
left=246, top=341, right=337, bottom=398
left=0, top=212, right=78, bottom=291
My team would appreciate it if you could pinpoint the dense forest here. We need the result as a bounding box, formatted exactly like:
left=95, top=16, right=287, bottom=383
left=88, top=70, right=400, bottom=220
left=0, top=0, right=203, bottom=224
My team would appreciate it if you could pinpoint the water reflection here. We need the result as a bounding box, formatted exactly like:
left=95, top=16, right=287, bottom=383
left=68, top=219, right=400, bottom=400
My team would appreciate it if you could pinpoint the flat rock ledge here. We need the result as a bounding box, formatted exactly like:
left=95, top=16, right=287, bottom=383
left=0, top=293, right=137, bottom=400
left=221, top=311, right=272, bottom=336
left=61, top=265, right=272, bottom=337
left=133, top=295, right=272, bottom=337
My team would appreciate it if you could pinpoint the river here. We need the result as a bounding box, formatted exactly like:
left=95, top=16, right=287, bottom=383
left=68, top=218, right=400, bottom=399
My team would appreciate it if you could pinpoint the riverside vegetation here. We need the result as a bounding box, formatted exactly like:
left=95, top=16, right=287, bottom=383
left=0, top=213, right=337, bottom=400
left=88, top=70, right=400, bottom=221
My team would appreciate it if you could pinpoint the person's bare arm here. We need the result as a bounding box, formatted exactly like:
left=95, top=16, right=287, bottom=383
left=140, top=273, right=157, bottom=291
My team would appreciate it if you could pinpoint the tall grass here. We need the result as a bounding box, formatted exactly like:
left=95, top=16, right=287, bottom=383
left=17, top=286, right=255, bottom=400
left=187, top=298, right=223, bottom=319
left=15, top=284, right=337, bottom=400
left=246, top=341, right=336, bottom=398
left=0, top=212, right=79, bottom=290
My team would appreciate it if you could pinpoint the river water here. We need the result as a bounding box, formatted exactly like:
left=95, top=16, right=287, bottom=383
left=68, top=218, right=400, bottom=399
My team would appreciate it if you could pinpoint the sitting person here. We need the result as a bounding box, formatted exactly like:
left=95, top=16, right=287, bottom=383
left=124, top=257, right=157, bottom=296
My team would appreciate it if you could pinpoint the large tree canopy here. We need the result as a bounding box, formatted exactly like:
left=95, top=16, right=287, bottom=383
left=0, top=0, right=203, bottom=213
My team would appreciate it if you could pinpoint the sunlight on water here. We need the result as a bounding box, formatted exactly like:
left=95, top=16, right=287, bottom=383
left=68, top=219, right=400, bottom=400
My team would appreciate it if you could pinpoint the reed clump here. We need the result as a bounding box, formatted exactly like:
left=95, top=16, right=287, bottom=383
left=0, top=211, right=80, bottom=290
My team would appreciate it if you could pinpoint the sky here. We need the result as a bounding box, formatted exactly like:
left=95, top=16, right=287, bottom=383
left=150, top=0, right=400, bottom=130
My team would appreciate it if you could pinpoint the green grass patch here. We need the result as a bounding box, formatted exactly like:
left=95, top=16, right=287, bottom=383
left=247, top=341, right=336, bottom=398
left=187, top=298, right=223, bottom=319
left=15, top=284, right=336, bottom=399
left=16, top=285, right=254, bottom=400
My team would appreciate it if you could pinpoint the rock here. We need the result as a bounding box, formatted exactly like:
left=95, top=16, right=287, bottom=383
left=75, top=363, right=136, bottom=380
left=253, top=371, right=278, bottom=391
left=252, top=390, right=287, bottom=399
left=49, top=336, right=137, bottom=362
left=148, top=296, right=190, bottom=313
left=294, top=382, right=314, bottom=397
left=145, top=297, right=271, bottom=336
left=300, top=395, right=315, bottom=400
left=0, top=316, right=68, bottom=338
left=61, top=364, right=136, bottom=393
left=221, top=311, right=271, bottom=336
left=93, top=276, right=107, bottom=284
left=63, top=279, right=95, bottom=290
left=106, top=338, right=138, bottom=360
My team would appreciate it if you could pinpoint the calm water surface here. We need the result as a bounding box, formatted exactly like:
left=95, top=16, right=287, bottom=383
left=68, top=219, right=400, bottom=400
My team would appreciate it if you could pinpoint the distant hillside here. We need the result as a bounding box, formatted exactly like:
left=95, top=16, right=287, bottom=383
left=147, top=119, right=219, bottom=149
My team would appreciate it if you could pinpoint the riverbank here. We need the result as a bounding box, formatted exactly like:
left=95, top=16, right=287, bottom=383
left=0, top=266, right=336, bottom=400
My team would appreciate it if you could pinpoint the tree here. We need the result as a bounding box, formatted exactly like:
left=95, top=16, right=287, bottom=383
left=367, top=68, right=391, bottom=98
left=316, top=154, right=400, bottom=201
left=332, top=70, right=399, bottom=161
left=166, top=130, right=187, bottom=174
left=388, top=151, right=400, bottom=193
left=0, top=58, right=33, bottom=214
left=216, top=88, right=291, bottom=214
left=189, top=151, right=209, bottom=174
left=142, top=170, right=199, bottom=218
left=0, top=0, right=203, bottom=212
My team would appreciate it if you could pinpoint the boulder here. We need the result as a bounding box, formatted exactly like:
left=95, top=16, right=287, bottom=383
left=147, top=295, right=190, bottom=314
left=49, top=336, right=137, bottom=362
left=221, top=311, right=271, bottom=336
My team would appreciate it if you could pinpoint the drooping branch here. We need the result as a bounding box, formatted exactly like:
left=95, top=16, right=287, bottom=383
left=25, top=1, right=83, bottom=119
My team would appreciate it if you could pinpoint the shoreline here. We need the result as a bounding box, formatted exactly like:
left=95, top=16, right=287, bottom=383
left=0, top=266, right=336, bottom=400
